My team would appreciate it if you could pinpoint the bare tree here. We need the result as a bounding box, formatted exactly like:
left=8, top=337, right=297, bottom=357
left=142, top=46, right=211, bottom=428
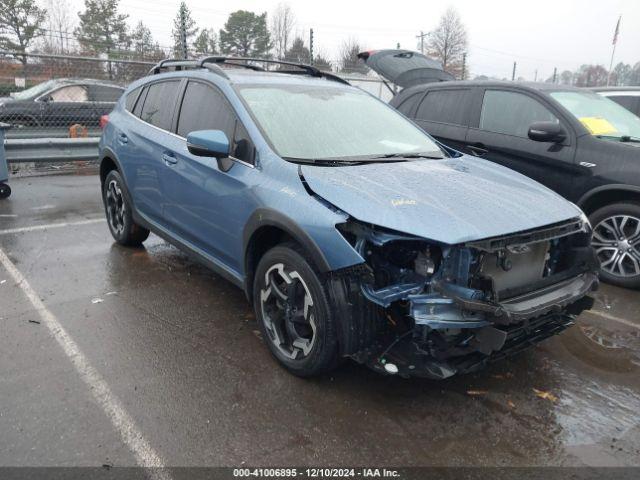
left=339, top=38, right=367, bottom=75
left=427, top=7, right=468, bottom=78
left=270, top=2, right=294, bottom=60
left=42, top=0, right=74, bottom=53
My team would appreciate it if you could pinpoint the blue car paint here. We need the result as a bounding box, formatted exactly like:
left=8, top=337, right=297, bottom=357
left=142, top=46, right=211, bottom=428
left=186, top=130, right=230, bottom=157
left=301, top=157, right=582, bottom=245
left=100, top=68, right=582, bottom=292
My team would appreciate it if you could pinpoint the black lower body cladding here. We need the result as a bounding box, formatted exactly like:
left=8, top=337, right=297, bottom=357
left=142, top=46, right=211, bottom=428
left=332, top=219, right=599, bottom=379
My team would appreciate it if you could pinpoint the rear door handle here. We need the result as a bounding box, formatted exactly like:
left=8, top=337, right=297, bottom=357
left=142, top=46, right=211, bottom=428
left=162, top=153, right=178, bottom=165
left=118, top=133, right=128, bottom=144
left=467, top=144, right=488, bottom=157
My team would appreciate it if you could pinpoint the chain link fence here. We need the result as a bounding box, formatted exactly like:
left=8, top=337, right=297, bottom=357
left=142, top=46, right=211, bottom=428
left=0, top=51, right=154, bottom=140
left=0, top=51, right=389, bottom=140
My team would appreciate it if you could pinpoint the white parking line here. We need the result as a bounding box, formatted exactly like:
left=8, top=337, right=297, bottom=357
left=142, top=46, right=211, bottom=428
left=588, top=309, right=640, bottom=330
left=0, top=218, right=105, bottom=235
left=0, top=248, right=171, bottom=479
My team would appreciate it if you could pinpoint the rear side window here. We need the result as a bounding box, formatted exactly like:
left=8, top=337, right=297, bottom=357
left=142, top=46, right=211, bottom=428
left=139, top=80, right=181, bottom=131
left=607, top=95, right=639, bottom=115
left=396, top=92, right=423, bottom=116
left=480, top=90, right=558, bottom=137
left=177, top=81, right=254, bottom=164
left=125, top=87, right=141, bottom=112
left=90, top=85, right=123, bottom=102
left=415, top=89, right=469, bottom=126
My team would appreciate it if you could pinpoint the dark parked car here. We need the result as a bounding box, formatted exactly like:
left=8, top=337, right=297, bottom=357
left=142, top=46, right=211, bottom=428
left=592, top=87, right=640, bottom=117
left=363, top=51, right=640, bottom=288
left=98, top=57, right=597, bottom=379
left=0, top=78, right=124, bottom=129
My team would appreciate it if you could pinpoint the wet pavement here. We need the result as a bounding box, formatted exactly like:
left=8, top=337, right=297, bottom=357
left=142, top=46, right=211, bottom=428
left=0, top=173, right=639, bottom=467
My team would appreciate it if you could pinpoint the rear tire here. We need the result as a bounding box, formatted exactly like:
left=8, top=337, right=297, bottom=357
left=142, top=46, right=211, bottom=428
left=253, top=243, right=339, bottom=377
left=0, top=182, right=10, bottom=199
left=102, top=170, right=149, bottom=246
left=589, top=202, right=640, bottom=289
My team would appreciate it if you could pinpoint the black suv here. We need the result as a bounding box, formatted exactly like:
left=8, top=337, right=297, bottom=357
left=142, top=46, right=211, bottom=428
left=388, top=80, right=640, bottom=288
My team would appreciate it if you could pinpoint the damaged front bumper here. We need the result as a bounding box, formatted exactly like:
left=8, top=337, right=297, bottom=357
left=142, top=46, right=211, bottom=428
left=333, top=218, right=599, bottom=379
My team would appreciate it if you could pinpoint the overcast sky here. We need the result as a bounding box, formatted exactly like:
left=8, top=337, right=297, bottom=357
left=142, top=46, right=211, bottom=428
left=67, top=0, right=640, bottom=80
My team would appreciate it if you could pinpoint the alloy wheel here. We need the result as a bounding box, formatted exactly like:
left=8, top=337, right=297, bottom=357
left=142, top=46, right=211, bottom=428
left=592, top=214, right=640, bottom=278
left=259, top=263, right=317, bottom=360
left=105, top=179, right=126, bottom=236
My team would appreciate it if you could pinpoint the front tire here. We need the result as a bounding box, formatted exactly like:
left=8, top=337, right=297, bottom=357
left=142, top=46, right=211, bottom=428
left=253, top=244, right=339, bottom=377
left=590, top=202, right=640, bottom=289
left=102, top=170, right=149, bottom=246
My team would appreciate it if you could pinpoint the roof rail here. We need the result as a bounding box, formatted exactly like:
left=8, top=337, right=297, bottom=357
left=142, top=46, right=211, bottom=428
left=148, top=59, right=197, bottom=75
left=198, top=56, right=350, bottom=85
left=148, top=56, right=350, bottom=85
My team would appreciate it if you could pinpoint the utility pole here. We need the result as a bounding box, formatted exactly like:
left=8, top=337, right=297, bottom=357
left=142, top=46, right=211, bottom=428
left=534, top=69, right=538, bottom=82
left=309, top=28, right=314, bottom=65
left=416, top=31, right=429, bottom=54
left=461, top=53, right=467, bottom=80
left=180, top=7, right=188, bottom=59
left=552, top=67, right=557, bottom=84
left=512, top=61, right=517, bottom=81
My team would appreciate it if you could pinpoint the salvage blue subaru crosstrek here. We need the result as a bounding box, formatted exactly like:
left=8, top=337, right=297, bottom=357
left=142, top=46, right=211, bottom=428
left=99, top=57, right=599, bottom=378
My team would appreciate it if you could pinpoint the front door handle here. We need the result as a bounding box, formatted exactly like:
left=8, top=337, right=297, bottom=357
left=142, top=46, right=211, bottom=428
left=467, top=144, right=488, bottom=157
left=162, top=153, right=178, bottom=165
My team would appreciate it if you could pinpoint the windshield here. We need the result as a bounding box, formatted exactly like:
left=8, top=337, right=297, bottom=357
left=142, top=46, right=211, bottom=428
left=10, top=80, right=57, bottom=101
left=237, top=84, right=444, bottom=162
left=551, top=91, right=640, bottom=140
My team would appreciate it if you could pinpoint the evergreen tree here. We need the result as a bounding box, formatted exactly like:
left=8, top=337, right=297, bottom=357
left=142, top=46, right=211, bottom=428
left=75, top=0, right=129, bottom=56
left=219, top=10, right=271, bottom=58
left=171, top=1, right=197, bottom=58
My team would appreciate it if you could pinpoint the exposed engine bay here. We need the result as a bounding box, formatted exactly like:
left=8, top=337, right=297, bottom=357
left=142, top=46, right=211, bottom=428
left=330, top=217, right=599, bottom=379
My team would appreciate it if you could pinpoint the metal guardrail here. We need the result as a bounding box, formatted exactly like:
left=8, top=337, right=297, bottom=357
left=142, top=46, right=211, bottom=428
left=4, top=137, right=99, bottom=164
left=0, top=132, right=99, bottom=199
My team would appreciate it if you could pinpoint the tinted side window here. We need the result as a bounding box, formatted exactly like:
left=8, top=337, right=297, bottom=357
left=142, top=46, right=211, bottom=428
left=416, top=89, right=469, bottom=126
left=125, top=87, right=142, bottom=112
left=177, top=81, right=235, bottom=138
left=90, top=85, right=123, bottom=102
left=132, top=87, right=147, bottom=117
left=177, top=81, right=254, bottom=164
left=396, top=92, right=423, bottom=116
left=139, top=81, right=181, bottom=131
left=608, top=95, right=638, bottom=114
left=480, top=90, right=558, bottom=137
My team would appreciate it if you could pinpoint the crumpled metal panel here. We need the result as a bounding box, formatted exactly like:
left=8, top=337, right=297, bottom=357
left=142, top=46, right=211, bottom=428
left=302, top=156, right=582, bottom=245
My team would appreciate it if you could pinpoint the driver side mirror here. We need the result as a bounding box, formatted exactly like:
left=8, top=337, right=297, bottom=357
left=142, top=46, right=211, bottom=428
left=528, top=121, right=566, bottom=143
left=186, top=130, right=230, bottom=158
left=39, top=94, right=53, bottom=103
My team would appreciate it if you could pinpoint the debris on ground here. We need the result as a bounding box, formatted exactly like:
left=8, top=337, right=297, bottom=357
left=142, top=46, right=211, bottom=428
left=28, top=319, right=40, bottom=325
left=533, top=388, right=558, bottom=402
left=466, top=390, right=488, bottom=396
left=91, top=298, right=104, bottom=304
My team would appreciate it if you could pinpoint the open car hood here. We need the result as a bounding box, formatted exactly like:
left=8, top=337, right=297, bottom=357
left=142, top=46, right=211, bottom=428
left=300, top=157, right=581, bottom=245
left=357, top=50, right=454, bottom=88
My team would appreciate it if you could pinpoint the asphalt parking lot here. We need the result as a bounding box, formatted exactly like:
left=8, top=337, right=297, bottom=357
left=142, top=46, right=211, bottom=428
left=1, top=173, right=639, bottom=468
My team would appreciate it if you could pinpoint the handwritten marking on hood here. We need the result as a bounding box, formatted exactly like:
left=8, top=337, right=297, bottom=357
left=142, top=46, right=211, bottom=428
left=391, top=198, right=417, bottom=207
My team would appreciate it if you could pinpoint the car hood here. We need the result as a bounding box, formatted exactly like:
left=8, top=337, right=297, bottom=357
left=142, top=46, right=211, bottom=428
left=301, top=156, right=582, bottom=245
left=357, top=50, right=454, bottom=88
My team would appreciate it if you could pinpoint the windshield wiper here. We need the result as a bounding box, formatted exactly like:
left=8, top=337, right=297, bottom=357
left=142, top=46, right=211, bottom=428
left=373, top=152, right=445, bottom=160
left=596, top=134, right=640, bottom=143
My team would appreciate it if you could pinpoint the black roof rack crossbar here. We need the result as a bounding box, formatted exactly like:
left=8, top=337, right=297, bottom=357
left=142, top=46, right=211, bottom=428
left=148, top=56, right=349, bottom=85
left=197, top=56, right=350, bottom=85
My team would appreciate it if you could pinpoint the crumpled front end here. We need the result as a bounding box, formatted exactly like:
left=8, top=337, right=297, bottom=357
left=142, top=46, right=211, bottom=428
left=330, top=217, right=599, bottom=379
